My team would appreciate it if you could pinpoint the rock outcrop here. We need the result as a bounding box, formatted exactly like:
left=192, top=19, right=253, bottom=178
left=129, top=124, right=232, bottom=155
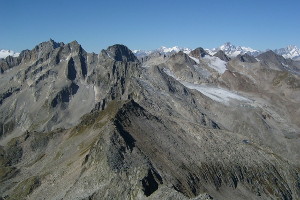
left=189, top=47, right=210, bottom=58
left=236, top=53, right=257, bottom=63
left=213, top=50, right=231, bottom=62
left=1, top=40, right=300, bottom=200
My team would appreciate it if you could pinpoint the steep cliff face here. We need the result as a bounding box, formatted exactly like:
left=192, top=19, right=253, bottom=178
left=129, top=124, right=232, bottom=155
left=1, top=40, right=300, bottom=200
left=0, top=40, right=140, bottom=141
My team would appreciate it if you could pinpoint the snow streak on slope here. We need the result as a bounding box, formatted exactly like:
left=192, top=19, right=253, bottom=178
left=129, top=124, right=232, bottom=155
left=203, top=55, right=227, bottom=73
left=163, top=68, right=251, bottom=104
left=188, top=56, right=200, bottom=64
left=181, top=81, right=251, bottom=104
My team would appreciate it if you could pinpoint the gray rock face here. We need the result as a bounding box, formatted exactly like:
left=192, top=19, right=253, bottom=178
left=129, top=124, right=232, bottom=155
left=169, top=51, right=196, bottom=65
left=103, top=44, right=139, bottom=62
left=256, top=50, right=300, bottom=74
left=257, top=50, right=287, bottom=66
left=163, top=51, right=213, bottom=84
left=0, top=39, right=64, bottom=73
left=190, top=47, right=210, bottom=58
left=235, top=53, right=257, bottom=63
left=139, top=51, right=165, bottom=63
left=213, top=50, right=231, bottom=62
left=1, top=40, right=300, bottom=200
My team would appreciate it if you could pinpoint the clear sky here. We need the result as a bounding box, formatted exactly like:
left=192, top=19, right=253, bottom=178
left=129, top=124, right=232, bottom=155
left=1, top=0, right=300, bottom=53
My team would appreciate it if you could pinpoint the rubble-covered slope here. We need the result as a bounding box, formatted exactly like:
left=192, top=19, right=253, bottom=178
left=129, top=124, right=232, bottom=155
left=1, top=40, right=300, bottom=200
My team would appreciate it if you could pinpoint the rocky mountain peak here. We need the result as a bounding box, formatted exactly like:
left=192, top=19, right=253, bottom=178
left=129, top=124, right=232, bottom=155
left=209, top=42, right=261, bottom=57
left=168, top=51, right=196, bottom=64
left=105, top=44, right=138, bottom=62
left=220, top=42, right=234, bottom=50
left=274, top=45, right=300, bottom=59
left=33, top=39, right=64, bottom=52
left=213, top=50, right=231, bottom=62
left=189, top=47, right=209, bottom=58
left=64, top=40, right=86, bottom=55
left=68, top=40, right=80, bottom=47
left=256, top=50, right=289, bottom=69
left=1, top=40, right=300, bottom=200
left=17, top=39, right=64, bottom=62
left=236, top=53, right=257, bottom=63
left=257, top=50, right=285, bottom=61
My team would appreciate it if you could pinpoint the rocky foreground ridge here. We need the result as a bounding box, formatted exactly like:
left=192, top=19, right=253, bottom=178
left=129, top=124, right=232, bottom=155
left=0, top=40, right=300, bottom=200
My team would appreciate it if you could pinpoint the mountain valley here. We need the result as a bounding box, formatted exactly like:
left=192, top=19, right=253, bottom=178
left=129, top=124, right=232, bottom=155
left=0, top=40, right=300, bottom=200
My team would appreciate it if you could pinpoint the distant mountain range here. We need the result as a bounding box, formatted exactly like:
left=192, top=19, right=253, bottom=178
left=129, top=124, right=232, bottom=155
left=274, top=45, right=300, bottom=60
left=1, top=39, right=300, bottom=200
left=0, top=49, right=19, bottom=59
left=133, top=42, right=300, bottom=60
left=2, top=43, right=300, bottom=60
left=133, top=46, right=191, bottom=57
left=206, top=42, right=261, bottom=57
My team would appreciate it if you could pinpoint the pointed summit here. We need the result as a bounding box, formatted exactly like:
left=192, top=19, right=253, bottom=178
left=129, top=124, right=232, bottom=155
left=256, top=50, right=288, bottom=68
left=34, top=39, right=64, bottom=50
left=189, top=47, right=209, bottom=58
left=257, top=50, right=284, bottom=60
left=213, top=50, right=231, bottom=62
left=220, top=42, right=234, bottom=51
left=274, top=45, right=300, bottom=59
left=210, top=42, right=261, bottom=57
left=168, top=51, right=197, bottom=65
left=236, top=53, right=257, bottom=63
left=105, top=44, right=138, bottom=62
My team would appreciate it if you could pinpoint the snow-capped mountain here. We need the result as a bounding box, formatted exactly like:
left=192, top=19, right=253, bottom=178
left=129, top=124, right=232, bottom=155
left=133, top=46, right=191, bottom=57
left=0, top=49, right=20, bottom=59
left=157, top=46, right=191, bottom=54
left=134, top=43, right=260, bottom=58
left=274, top=45, right=300, bottom=60
left=135, top=43, right=300, bottom=60
left=208, top=43, right=300, bottom=60
left=132, top=49, right=152, bottom=57
left=207, top=42, right=261, bottom=57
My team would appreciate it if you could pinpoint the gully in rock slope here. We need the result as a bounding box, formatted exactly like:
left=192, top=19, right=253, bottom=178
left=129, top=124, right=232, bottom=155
left=0, top=40, right=300, bottom=200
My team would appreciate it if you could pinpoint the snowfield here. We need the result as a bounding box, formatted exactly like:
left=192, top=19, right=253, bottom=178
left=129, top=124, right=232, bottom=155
left=181, top=81, right=251, bottom=104
left=163, top=67, right=251, bottom=104
left=203, top=55, right=227, bottom=73
left=188, top=56, right=200, bottom=64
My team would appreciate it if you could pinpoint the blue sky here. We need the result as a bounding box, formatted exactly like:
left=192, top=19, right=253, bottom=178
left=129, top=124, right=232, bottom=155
left=1, top=0, right=300, bottom=53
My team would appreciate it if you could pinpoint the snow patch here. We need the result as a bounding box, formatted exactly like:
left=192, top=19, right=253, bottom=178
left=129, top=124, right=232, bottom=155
left=203, top=55, right=227, bottom=73
left=189, top=56, right=200, bottom=64
left=193, top=65, right=211, bottom=78
left=274, top=45, right=300, bottom=59
left=163, top=68, right=177, bottom=79
left=163, top=67, right=251, bottom=104
left=181, top=81, right=251, bottom=104
left=94, top=86, right=101, bottom=101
